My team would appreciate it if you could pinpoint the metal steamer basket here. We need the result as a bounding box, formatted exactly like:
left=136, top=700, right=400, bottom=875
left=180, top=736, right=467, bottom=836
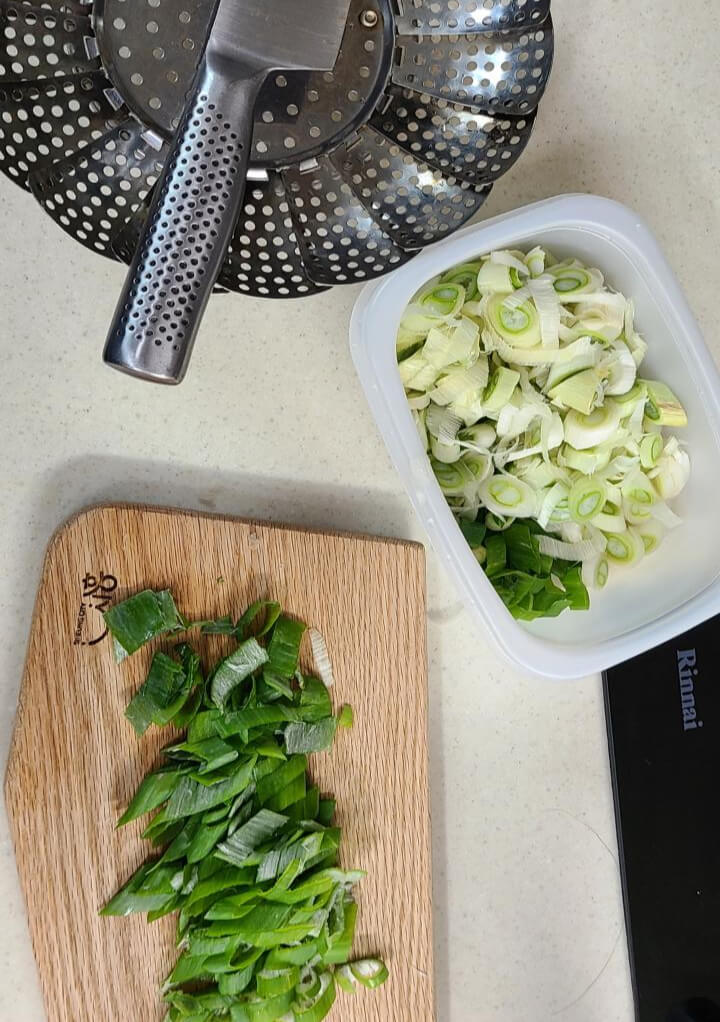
left=0, top=1, right=553, bottom=297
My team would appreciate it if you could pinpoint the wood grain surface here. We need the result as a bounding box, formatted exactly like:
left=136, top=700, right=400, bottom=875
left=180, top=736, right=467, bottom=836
left=4, top=504, right=433, bottom=1022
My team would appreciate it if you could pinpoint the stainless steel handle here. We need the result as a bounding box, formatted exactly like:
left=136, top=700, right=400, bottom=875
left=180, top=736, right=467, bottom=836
left=104, top=57, right=264, bottom=384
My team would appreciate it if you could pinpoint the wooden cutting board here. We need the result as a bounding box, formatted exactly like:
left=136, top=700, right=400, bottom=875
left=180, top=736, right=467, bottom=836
left=5, top=504, right=433, bottom=1022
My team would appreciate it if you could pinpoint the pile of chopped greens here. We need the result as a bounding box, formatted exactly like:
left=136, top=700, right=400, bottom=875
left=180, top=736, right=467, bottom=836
left=398, top=247, right=690, bottom=620
left=102, top=590, right=387, bottom=1022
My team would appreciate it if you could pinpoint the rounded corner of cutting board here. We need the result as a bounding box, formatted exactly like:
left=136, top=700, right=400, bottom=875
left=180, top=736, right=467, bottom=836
left=41, top=503, right=119, bottom=559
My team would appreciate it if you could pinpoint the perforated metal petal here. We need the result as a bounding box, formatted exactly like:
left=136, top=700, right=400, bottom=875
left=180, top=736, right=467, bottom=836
left=109, top=206, right=142, bottom=264
left=394, top=0, right=550, bottom=34
left=333, top=124, right=491, bottom=248
left=0, top=72, right=122, bottom=189
left=218, top=172, right=328, bottom=298
left=371, top=84, right=536, bottom=185
left=282, top=155, right=411, bottom=286
left=0, top=2, right=99, bottom=82
left=21, top=0, right=89, bottom=13
left=94, top=0, right=393, bottom=169
left=30, top=117, right=165, bottom=255
left=393, top=21, right=554, bottom=114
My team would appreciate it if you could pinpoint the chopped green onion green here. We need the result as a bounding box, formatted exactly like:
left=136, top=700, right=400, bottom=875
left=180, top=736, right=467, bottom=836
left=102, top=590, right=387, bottom=1022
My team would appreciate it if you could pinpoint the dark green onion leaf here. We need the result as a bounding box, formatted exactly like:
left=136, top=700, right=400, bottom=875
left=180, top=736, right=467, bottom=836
left=245, top=988, right=294, bottom=1021
left=171, top=685, right=203, bottom=730
left=210, top=639, right=269, bottom=709
left=164, top=758, right=256, bottom=821
left=186, top=816, right=230, bottom=864
left=337, top=704, right=354, bottom=729
left=235, top=600, right=282, bottom=640
left=283, top=719, right=337, bottom=754
left=102, top=592, right=388, bottom=1021
left=199, top=614, right=235, bottom=635
left=117, top=767, right=184, bottom=827
left=296, top=677, right=332, bottom=722
left=263, top=772, right=306, bottom=813
left=259, top=669, right=294, bottom=701
left=101, top=862, right=178, bottom=916
left=256, top=755, right=307, bottom=805
left=267, top=615, right=306, bottom=679
left=317, top=799, right=336, bottom=826
left=217, top=961, right=258, bottom=996
left=324, top=897, right=358, bottom=965
left=125, top=652, right=192, bottom=736
left=256, top=830, right=330, bottom=884
left=217, top=705, right=302, bottom=742
left=187, top=710, right=223, bottom=743
left=215, top=809, right=289, bottom=868
left=459, top=519, right=487, bottom=549
left=177, top=737, right=239, bottom=773
left=158, top=818, right=201, bottom=864
left=104, top=589, right=185, bottom=661
left=293, top=971, right=336, bottom=1022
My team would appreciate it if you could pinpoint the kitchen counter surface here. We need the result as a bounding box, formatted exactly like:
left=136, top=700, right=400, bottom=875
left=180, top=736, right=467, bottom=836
left=1, top=2, right=718, bottom=1019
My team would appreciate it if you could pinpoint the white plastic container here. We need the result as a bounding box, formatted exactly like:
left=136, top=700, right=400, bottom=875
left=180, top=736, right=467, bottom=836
left=350, top=195, right=720, bottom=679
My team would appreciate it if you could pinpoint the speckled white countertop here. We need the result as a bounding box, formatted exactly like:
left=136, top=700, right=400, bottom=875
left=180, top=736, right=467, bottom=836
left=1, top=2, right=718, bottom=1019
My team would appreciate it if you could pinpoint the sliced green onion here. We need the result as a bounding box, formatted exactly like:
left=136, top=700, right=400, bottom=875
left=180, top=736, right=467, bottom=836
left=432, top=458, right=473, bottom=497
left=640, top=433, right=663, bottom=469
left=605, top=529, right=644, bottom=565
left=637, top=520, right=665, bottom=553
left=396, top=326, right=425, bottom=362
left=458, top=422, right=496, bottom=452
left=349, top=958, right=390, bottom=990
left=614, top=381, right=647, bottom=411
left=549, top=368, right=604, bottom=415
left=545, top=344, right=600, bottom=391
left=336, top=958, right=390, bottom=993
left=641, top=379, right=688, bottom=427
left=603, top=342, right=636, bottom=396
left=256, top=967, right=300, bottom=999
left=423, top=317, right=480, bottom=370
left=593, top=508, right=628, bottom=534
left=651, top=439, right=691, bottom=500
left=479, top=475, right=537, bottom=518
left=337, top=704, right=353, bottom=729
left=537, top=482, right=570, bottom=529
left=548, top=264, right=594, bottom=295
left=621, top=470, right=656, bottom=525
left=483, top=366, right=520, bottom=413
left=210, top=639, right=269, bottom=709
left=397, top=352, right=439, bottom=391
left=491, top=249, right=531, bottom=275
left=477, top=260, right=513, bottom=293
left=293, top=971, right=336, bottom=1022
left=485, top=293, right=541, bottom=348
left=563, top=401, right=622, bottom=451
left=125, top=652, right=193, bottom=736
left=245, top=989, right=294, bottom=1022
left=560, top=443, right=612, bottom=476
left=568, top=476, right=608, bottom=523
left=582, top=555, right=609, bottom=590
left=440, top=262, right=483, bottom=302
left=104, top=589, right=185, bottom=662
left=525, top=245, right=547, bottom=277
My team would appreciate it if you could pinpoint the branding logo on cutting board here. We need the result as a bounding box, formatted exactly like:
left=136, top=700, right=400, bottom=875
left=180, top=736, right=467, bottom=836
left=677, top=648, right=703, bottom=732
left=72, top=572, right=118, bottom=646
